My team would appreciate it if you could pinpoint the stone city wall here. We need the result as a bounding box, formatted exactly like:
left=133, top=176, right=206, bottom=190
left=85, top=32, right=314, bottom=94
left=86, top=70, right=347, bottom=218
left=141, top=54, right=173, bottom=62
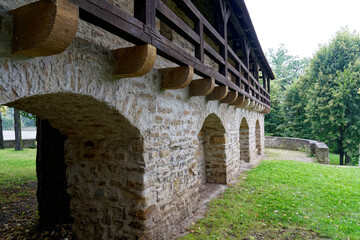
left=265, top=136, right=329, bottom=164
left=4, top=139, right=36, bottom=148
left=0, top=1, right=265, bottom=239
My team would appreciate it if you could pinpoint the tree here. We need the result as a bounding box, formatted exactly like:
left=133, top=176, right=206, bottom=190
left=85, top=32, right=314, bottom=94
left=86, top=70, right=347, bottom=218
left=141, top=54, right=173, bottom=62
left=14, top=108, right=22, bottom=151
left=0, top=106, right=7, bottom=149
left=306, top=28, right=360, bottom=165
left=265, top=44, right=309, bottom=136
left=281, top=75, right=313, bottom=139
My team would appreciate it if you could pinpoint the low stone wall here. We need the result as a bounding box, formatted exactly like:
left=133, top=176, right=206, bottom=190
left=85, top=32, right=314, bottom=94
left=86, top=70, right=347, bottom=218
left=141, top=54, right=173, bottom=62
left=265, top=136, right=329, bottom=164
left=4, top=139, right=36, bottom=148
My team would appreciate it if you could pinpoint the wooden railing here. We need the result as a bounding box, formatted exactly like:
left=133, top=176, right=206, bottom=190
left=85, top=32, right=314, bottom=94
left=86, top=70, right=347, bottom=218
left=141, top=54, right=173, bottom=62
left=69, top=0, right=271, bottom=108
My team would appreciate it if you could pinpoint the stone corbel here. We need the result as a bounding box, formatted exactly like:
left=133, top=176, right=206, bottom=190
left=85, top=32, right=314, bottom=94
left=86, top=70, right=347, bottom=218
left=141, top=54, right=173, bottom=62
left=12, top=0, right=79, bottom=57
left=112, top=44, right=157, bottom=78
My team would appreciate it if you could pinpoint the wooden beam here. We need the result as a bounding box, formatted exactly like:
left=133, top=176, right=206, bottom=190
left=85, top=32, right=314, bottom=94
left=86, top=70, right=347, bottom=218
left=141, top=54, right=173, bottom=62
left=112, top=44, right=156, bottom=78
left=160, top=66, right=193, bottom=90
left=236, top=98, right=250, bottom=109
left=220, top=91, right=238, bottom=104
left=207, top=86, right=228, bottom=101
left=189, top=78, right=215, bottom=96
left=230, top=95, right=245, bottom=106
left=13, top=0, right=78, bottom=57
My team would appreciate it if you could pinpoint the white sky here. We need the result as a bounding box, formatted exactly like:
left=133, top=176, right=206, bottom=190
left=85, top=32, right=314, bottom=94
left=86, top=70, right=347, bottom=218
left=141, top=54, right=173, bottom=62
left=244, top=0, right=360, bottom=58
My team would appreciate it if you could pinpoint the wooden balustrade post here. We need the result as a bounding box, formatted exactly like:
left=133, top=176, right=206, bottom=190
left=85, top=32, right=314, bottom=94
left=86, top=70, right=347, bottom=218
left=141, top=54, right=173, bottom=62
left=134, top=0, right=156, bottom=29
left=195, top=19, right=204, bottom=62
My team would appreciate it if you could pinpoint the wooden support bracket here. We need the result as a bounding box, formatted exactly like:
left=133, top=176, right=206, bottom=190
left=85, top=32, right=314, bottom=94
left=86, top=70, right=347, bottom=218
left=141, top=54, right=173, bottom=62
left=112, top=44, right=157, bottom=78
left=220, top=91, right=238, bottom=104
left=245, top=100, right=256, bottom=110
left=207, top=86, right=228, bottom=101
left=231, top=95, right=245, bottom=106
left=257, top=105, right=264, bottom=112
left=236, top=98, right=250, bottom=109
left=12, top=0, right=79, bottom=57
left=160, top=66, right=193, bottom=90
left=189, top=78, right=215, bottom=96
left=261, top=107, right=271, bottom=114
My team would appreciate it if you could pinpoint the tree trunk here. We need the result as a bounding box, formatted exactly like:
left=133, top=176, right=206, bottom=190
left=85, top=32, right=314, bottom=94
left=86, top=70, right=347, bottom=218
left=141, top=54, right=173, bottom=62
left=345, top=153, right=351, bottom=165
left=338, top=130, right=344, bottom=166
left=14, top=108, right=22, bottom=151
left=36, top=118, right=72, bottom=227
left=0, top=113, right=4, bottom=149
left=339, top=150, right=344, bottom=166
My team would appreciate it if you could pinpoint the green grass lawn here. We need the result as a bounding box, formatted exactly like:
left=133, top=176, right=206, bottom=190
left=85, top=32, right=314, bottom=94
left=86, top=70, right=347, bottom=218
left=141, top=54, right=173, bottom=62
left=329, top=153, right=340, bottom=165
left=329, top=153, right=357, bottom=166
left=183, top=160, right=360, bottom=240
left=0, top=148, right=37, bottom=188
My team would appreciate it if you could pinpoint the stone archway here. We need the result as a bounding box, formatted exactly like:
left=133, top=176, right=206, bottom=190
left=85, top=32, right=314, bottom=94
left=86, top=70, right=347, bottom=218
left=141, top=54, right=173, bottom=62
left=240, top=118, right=250, bottom=162
left=5, top=93, right=146, bottom=239
left=256, top=120, right=262, bottom=155
left=197, top=113, right=227, bottom=184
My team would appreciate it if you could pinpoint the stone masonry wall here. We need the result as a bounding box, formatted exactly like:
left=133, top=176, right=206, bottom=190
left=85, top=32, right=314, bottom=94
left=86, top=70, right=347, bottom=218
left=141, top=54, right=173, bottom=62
left=0, top=1, right=265, bottom=239
left=4, top=139, right=36, bottom=148
left=265, top=136, right=329, bottom=164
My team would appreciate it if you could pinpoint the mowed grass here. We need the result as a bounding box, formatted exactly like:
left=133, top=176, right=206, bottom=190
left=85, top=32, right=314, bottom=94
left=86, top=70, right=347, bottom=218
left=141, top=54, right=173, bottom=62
left=183, top=160, right=360, bottom=240
left=0, top=148, right=37, bottom=188
left=329, top=153, right=340, bottom=165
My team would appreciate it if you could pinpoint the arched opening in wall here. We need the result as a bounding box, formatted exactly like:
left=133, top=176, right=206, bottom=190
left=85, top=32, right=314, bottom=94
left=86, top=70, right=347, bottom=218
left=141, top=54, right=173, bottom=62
left=240, top=118, right=250, bottom=162
left=256, top=120, right=262, bottom=155
left=2, top=93, right=146, bottom=239
left=197, top=113, right=227, bottom=185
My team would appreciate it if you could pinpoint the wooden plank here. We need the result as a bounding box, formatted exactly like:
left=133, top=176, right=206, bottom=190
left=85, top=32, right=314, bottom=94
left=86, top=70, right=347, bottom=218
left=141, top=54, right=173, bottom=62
left=228, top=64, right=239, bottom=77
left=112, top=44, right=156, bottom=78
left=13, top=0, right=78, bottom=57
left=171, top=0, right=225, bottom=45
left=71, top=0, right=150, bottom=44
left=156, top=0, right=200, bottom=44
left=220, top=91, right=238, bottom=104
left=160, top=66, right=193, bottom=90
left=189, top=78, right=215, bottom=96
left=204, top=42, right=225, bottom=65
left=207, top=86, right=228, bottom=101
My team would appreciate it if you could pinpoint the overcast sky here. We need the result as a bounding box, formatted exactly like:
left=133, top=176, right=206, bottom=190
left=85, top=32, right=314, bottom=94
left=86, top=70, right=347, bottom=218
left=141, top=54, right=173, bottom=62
left=244, top=0, right=360, bottom=58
